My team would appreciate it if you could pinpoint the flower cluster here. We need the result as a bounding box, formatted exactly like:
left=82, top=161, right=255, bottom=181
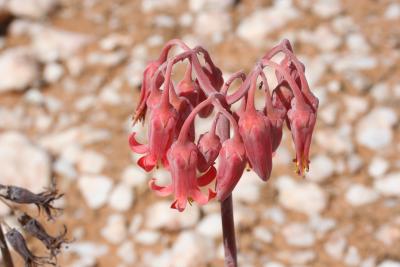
left=129, top=39, right=318, bottom=212
left=0, top=184, right=69, bottom=266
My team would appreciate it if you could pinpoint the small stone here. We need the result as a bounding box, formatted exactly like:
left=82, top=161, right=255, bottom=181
left=374, top=172, right=400, bottom=197
left=128, top=214, right=143, bottom=235
left=263, top=263, right=285, bottom=267
left=345, top=184, right=379, bottom=206
left=346, top=33, right=370, bottom=53
left=277, top=250, right=316, bottom=264
left=324, top=234, right=347, bottom=260
left=77, top=150, right=106, bottom=174
left=385, top=3, right=400, bottom=20
left=189, top=0, right=234, bottom=12
left=233, top=171, right=262, bottom=204
left=262, top=207, right=286, bottom=225
left=7, top=0, right=58, bottom=19
left=320, top=102, right=338, bottom=125
left=253, top=226, right=273, bottom=243
left=0, top=132, right=50, bottom=192
left=87, top=51, right=128, bottom=67
left=101, top=214, right=127, bottom=244
left=153, top=15, right=175, bottom=28
left=44, top=62, right=64, bottom=83
left=32, top=26, right=92, bottom=62
left=109, top=183, right=134, bottom=211
left=53, top=157, right=77, bottom=179
left=370, top=83, right=390, bottom=103
left=100, top=34, right=132, bottom=51
left=179, top=13, right=193, bottom=27
left=333, top=54, right=378, bottom=72
left=347, top=154, right=363, bottom=174
left=309, top=215, right=336, bottom=235
left=375, top=224, right=400, bottom=246
left=307, top=154, right=335, bottom=182
left=121, top=165, right=148, bottom=188
left=117, top=241, right=136, bottom=264
left=194, top=11, right=231, bottom=43
left=0, top=47, right=39, bottom=92
left=135, top=230, right=160, bottom=245
left=141, top=0, right=179, bottom=12
left=234, top=204, right=258, bottom=228
left=282, top=223, right=315, bottom=247
left=170, top=231, right=215, bottom=267
left=316, top=125, right=354, bottom=155
left=236, top=2, right=299, bottom=46
left=343, top=95, right=369, bottom=122
left=78, top=175, right=113, bottom=209
left=379, top=261, right=400, bottom=267
left=356, top=108, right=397, bottom=150
left=196, top=213, right=222, bottom=239
left=145, top=201, right=200, bottom=230
left=344, top=246, right=361, bottom=266
left=361, top=257, right=376, bottom=267
left=67, top=242, right=108, bottom=259
left=276, top=176, right=327, bottom=215
left=312, top=0, right=342, bottom=18
left=25, top=88, right=44, bottom=105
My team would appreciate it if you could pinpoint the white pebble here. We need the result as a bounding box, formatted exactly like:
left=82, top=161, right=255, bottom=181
left=196, top=213, right=222, bottom=239
left=101, top=214, right=127, bottom=244
left=78, top=150, right=106, bottom=174
left=276, top=176, right=327, bottom=215
left=345, top=184, right=379, bottom=206
left=109, top=183, right=134, bottom=211
left=374, top=172, right=400, bottom=197
left=44, top=62, right=64, bottom=83
left=135, top=230, right=161, bottom=245
left=78, top=175, right=113, bottom=209
left=282, top=223, right=315, bottom=247
left=307, top=154, right=335, bottom=182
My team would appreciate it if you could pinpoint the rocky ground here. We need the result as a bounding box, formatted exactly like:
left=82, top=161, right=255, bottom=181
left=0, top=0, right=399, bottom=266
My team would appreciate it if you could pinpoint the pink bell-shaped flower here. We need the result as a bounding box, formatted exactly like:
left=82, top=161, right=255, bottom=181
left=133, top=60, right=164, bottom=124
left=238, top=76, right=273, bottom=181
left=287, top=99, right=317, bottom=176
left=149, top=140, right=216, bottom=212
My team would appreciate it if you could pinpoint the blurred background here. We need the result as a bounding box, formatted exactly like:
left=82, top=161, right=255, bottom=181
left=0, top=0, right=399, bottom=266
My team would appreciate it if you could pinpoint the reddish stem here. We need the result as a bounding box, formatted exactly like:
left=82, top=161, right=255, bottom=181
left=217, top=115, right=238, bottom=267
left=221, top=71, right=246, bottom=95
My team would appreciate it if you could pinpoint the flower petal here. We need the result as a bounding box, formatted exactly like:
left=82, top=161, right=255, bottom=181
left=149, top=178, right=173, bottom=196
left=191, top=188, right=216, bottom=205
left=197, top=166, right=216, bottom=187
left=129, top=132, right=148, bottom=154
left=137, top=155, right=156, bottom=172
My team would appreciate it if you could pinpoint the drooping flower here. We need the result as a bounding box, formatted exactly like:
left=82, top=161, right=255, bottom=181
left=149, top=140, right=216, bottom=212
left=238, top=75, right=273, bottom=181
left=197, top=130, right=221, bottom=172
left=216, top=137, right=246, bottom=201
left=129, top=103, right=178, bottom=172
left=133, top=60, right=164, bottom=124
left=287, top=99, right=317, bottom=176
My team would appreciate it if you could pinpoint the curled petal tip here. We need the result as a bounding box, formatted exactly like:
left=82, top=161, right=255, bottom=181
left=197, top=166, right=217, bottom=187
left=129, top=132, right=148, bottom=154
left=137, top=155, right=156, bottom=172
left=149, top=178, right=173, bottom=197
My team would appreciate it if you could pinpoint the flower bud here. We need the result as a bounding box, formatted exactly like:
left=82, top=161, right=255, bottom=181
left=197, top=131, right=221, bottom=172
left=216, top=138, right=246, bottom=201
